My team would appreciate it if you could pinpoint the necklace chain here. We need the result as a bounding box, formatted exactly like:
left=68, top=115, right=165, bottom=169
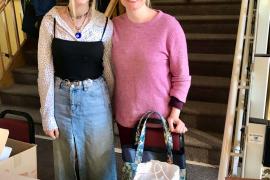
left=67, top=6, right=88, bottom=19
left=67, top=6, right=89, bottom=33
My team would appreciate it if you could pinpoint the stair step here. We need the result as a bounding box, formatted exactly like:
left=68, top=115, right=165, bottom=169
left=0, top=84, right=39, bottom=107
left=189, top=76, right=230, bottom=103
left=182, top=113, right=225, bottom=133
left=181, top=101, right=227, bottom=133
left=24, top=50, right=37, bottom=66
left=187, top=33, right=236, bottom=40
left=185, top=129, right=222, bottom=165
left=190, top=61, right=232, bottom=77
left=183, top=100, right=227, bottom=117
left=187, top=33, right=236, bottom=54
left=192, top=75, right=230, bottom=88
left=179, top=15, right=239, bottom=21
left=189, top=53, right=233, bottom=63
left=22, top=38, right=38, bottom=51
left=13, top=66, right=37, bottom=74
left=0, top=104, right=41, bottom=124
left=185, top=128, right=222, bottom=150
left=189, top=53, right=233, bottom=77
left=178, top=15, right=239, bottom=34
left=0, top=84, right=38, bottom=96
left=13, top=66, right=38, bottom=85
left=152, top=1, right=241, bottom=15
left=21, top=38, right=37, bottom=66
left=188, top=128, right=223, bottom=148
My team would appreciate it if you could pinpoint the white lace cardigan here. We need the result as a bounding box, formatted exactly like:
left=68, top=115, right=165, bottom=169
left=38, top=6, right=114, bottom=131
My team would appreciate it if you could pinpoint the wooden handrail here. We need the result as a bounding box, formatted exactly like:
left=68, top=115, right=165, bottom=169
left=1, top=0, right=12, bottom=57
left=0, top=0, right=10, bottom=14
left=0, top=1, right=6, bottom=13
left=0, top=0, right=25, bottom=83
left=218, top=0, right=252, bottom=179
left=105, top=0, right=118, bottom=17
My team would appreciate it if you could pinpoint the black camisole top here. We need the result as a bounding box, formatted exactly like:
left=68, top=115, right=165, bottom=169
left=51, top=18, right=108, bottom=81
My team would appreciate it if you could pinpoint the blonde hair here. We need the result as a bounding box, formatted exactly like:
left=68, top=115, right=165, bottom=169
left=91, top=0, right=96, bottom=11
left=146, top=0, right=151, bottom=7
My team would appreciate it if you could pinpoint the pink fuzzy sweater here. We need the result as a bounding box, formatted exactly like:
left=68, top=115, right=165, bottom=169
left=112, top=11, right=191, bottom=128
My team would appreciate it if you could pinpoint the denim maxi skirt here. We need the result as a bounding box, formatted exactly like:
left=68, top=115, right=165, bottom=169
left=53, top=77, right=117, bottom=180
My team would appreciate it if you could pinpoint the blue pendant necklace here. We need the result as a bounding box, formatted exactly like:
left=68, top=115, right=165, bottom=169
left=67, top=6, right=89, bottom=39
left=75, top=32, right=82, bottom=39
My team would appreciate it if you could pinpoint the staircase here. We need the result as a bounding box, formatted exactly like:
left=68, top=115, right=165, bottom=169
left=0, top=39, right=44, bottom=135
left=0, top=0, right=241, bottom=166
left=151, top=0, right=241, bottom=164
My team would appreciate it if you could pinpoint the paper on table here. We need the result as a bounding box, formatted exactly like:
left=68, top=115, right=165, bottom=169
left=0, top=146, right=12, bottom=161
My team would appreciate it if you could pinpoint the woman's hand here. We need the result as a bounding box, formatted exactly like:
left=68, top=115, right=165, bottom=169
left=167, top=107, right=188, bottom=134
left=44, top=128, right=59, bottom=139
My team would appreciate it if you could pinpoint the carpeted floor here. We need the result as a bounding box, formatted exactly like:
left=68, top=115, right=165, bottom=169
left=36, top=138, right=218, bottom=180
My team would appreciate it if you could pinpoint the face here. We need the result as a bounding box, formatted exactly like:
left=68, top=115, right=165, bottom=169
left=120, top=0, right=147, bottom=11
left=70, top=0, right=90, bottom=6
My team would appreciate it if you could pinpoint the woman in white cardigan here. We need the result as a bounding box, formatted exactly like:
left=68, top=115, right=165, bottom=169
left=37, top=0, right=116, bottom=179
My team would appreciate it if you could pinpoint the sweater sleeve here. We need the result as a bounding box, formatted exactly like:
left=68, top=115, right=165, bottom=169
left=167, top=18, right=191, bottom=103
left=102, top=19, right=114, bottom=99
left=169, top=96, right=184, bottom=110
left=37, top=16, right=58, bottom=131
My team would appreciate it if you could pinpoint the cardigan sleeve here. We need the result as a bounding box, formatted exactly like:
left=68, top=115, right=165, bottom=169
left=102, top=19, right=114, bottom=99
left=37, top=15, right=58, bottom=131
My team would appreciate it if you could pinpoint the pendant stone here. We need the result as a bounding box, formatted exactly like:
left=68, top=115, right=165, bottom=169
left=75, top=32, right=82, bottom=39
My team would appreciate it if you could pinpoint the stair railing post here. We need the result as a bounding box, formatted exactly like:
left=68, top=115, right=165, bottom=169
left=2, top=2, right=13, bottom=59
left=231, top=0, right=256, bottom=176
left=10, top=0, right=20, bottom=49
left=0, top=44, right=4, bottom=79
left=218, top=0, right=250, bottom=179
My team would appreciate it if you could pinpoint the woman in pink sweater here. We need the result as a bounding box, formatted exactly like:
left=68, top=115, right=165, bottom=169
left=112, top=0, right=191, bottom=145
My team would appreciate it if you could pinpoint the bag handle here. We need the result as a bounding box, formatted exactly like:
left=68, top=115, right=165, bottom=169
left=136, top=111, right=186, bottom=151
left=134, top=111, right=173, bottom=164
left=134, top=111, right=153, bottom=141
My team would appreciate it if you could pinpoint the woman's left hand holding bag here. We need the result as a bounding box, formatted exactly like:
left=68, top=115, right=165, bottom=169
left=167, top=107, right=188, bottom=134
